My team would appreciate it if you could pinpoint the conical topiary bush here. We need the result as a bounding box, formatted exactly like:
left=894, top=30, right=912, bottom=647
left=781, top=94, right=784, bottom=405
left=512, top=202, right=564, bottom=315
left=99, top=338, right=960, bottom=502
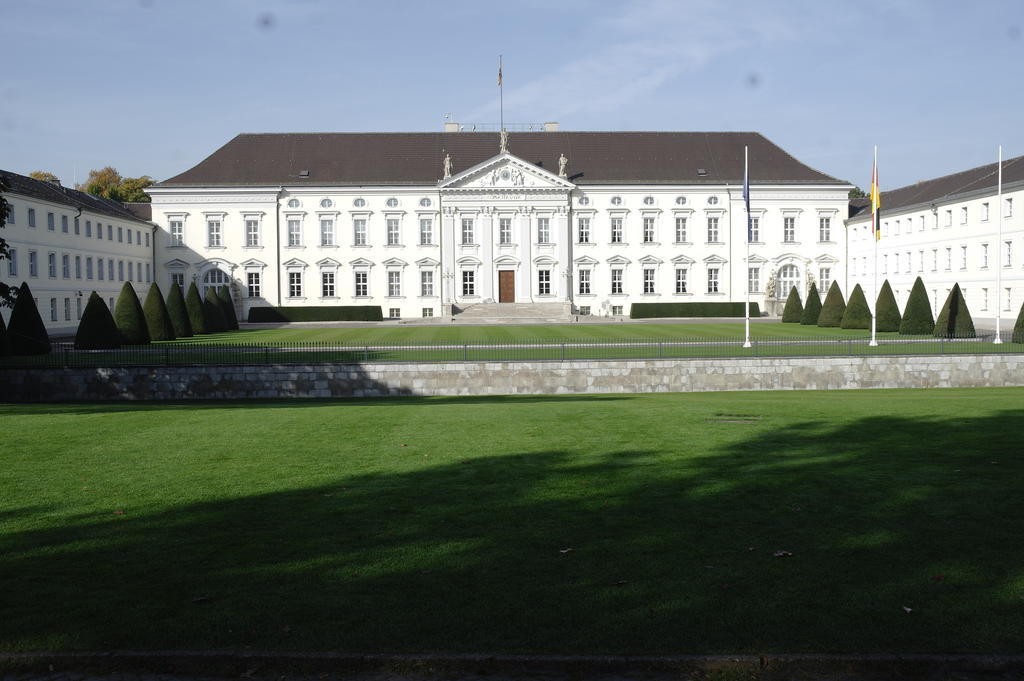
left=1013, top=300, right=1024, bottom=344
left=800, top=282, right=822, bottom=325
left=0, top=310, right=9, bottom=356
left=203, top=288, right=228, bottom=333
left=899, top=277, right=934, bottom=335
left=217, top=285, right=239, bottom=331
left=841, top=284, right=872, bottom=329
left=75, top=292, right=121, bottom=349
left=875, top=280, right=901, bottom=332
left=7, top=282, right=51, bottom=355
left=185, top=281, right=207, bottom=335
left=114, top=282, right=150, bottom=345
left=143, top=283, right=176, bottom=341
left=166, top=283, right=193, bottom=338
left=781, top=286, right=803, bottom=323
left=817, top=281, right=846, bottom=327
left=933, top=283, right=976, bottom=338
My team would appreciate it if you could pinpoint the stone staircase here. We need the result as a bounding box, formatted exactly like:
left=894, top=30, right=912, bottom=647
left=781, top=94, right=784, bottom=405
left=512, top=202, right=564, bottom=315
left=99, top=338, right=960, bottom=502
left=453, top=302, right=571, bottom=324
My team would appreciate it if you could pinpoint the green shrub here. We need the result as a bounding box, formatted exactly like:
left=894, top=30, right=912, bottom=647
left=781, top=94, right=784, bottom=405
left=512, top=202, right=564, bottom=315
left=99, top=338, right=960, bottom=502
left=841, top=284, right=872, bottom=329
left=185, top=282, right=208, bottom=335
left=166, top=283, right=193, bottom=338
left=817, top=282, right=846, bottom=327
left=933, top=283, right=976, bottom=338
left=800, top=283, right=822, bottom=325
left=203, top=289, right=228, bottom=333
left=875, top=280, right=901, bottom=332
left=781, top=286, right=803, bottom=323
left=218, top=286, right=240, bottom=330
left=7, top=282, right=51, bottom=355
left=75, top=292, right=121, bottom=349
left=0, top=310, right=9, bottom=356
left=1013, top=301, right=1024, bottom=344
left=629, top=302, right=760, bottom=319
left=114, top=282, right=150, bottom=345
left=247, top=306, right=386, bottom=323
left=143, top=283, right=176, bottom=341
left=899, top=277, right=934, bottom=335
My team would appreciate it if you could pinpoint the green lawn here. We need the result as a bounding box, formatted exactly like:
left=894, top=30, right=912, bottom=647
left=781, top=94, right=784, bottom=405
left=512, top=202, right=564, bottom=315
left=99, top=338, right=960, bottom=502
left=2, top=389, right=1023, bottom=654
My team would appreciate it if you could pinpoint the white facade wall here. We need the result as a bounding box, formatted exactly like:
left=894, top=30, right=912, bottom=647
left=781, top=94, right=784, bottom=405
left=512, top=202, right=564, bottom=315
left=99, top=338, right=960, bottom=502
left=1, top=190, right=155, bottom=334
left=148, top=153, right=850, bottom=319
left=847, top=183, right=1024, bottom=319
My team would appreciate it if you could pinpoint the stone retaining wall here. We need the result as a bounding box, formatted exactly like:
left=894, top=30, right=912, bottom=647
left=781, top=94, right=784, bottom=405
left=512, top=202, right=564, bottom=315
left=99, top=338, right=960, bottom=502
left=2, top=354, right=1023, bottom=401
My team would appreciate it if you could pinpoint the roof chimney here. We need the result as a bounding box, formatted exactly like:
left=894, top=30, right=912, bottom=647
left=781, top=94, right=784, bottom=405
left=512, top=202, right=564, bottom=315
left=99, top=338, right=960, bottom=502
left=543, top=122, right=560, bottom=132
left=444, top=121, right=460, bottom=133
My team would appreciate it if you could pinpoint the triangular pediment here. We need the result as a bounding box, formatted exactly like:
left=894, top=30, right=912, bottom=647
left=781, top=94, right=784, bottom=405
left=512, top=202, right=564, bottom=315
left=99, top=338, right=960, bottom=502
left=282, top=257, right=308, bottom=268
left=165, top=258, right=190, bottom=269
left=241, top=258, right=268, bottom=268
left=670, top=254, right=695, bottom=265
left=316, top=257, right=341, bottom=268
left=348, top=258, right=374, bottom=268
left=382, top=257, right=408, bottom=267
left=440, top=153, right=574, bottom=191
left=574, top=255, right=599, bottom=266
left=703, top=254, right=727, bottom=264
left=416, top=257, right=440, bottom=267
left=815, top=254, right=840, bottom=264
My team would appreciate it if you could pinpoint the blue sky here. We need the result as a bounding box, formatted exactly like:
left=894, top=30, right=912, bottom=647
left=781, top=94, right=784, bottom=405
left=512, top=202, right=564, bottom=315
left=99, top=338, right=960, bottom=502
left=4, top=0, right=1023, bottom=192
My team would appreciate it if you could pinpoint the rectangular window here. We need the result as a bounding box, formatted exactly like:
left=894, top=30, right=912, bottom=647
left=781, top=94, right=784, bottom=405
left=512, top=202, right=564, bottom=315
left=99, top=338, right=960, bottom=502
left=29, top=251, right=38, bottom=277
left=1006, top=240, right=1013, bottom=267
left=461, top=218, right=475, bottom=245
left=945, top=247, right=952, bottom=270
left=749, top=216, right=760, bottom=243
left=931, top=249, right=938, bottom=271
left=50, top=298, right=57, bottom=321
left=387, top=218, right=400, bottom=245
left=611, top=217, right=623, bottom=243
left=64, top=297, right=71, bottom=321
left=145, top=232, right=150, bottom=247
left=355, top=271, right=368, bottom=297
left=707, top=217, right=719, bottom=242
left=643, top=268, right=655, bottom=294
left=537, top=217, right=550, bottom=244
left=48, top=253, right=57, bottom=278
left=388, top=271, right=401, bottom=297
left=422, top=307, right=434, bottom=318
left=578, top=269, right=591, bottom=295
left=170, top=220, right=184, bottom=246
left=98, top=258, right=105, bottom=280
left=62, top=254, right=70, bottom=279
left=85, top=220, right=92, bottom=237
left=117, top=226, right=123, bottom=242
left=819, top=267, right=832, bottom=293
left=127, top=229, right=133, bottom=244
left=611, top=268, right=623, bottom=294
left=76, top=255, right=83, bottom=279
left=284, top=218, right=301, bottom=246
left=982, top=288, right=989, bottom=311
left=960, top=245, right=967, bottom=270
left=207, top=219, right=222, bottom=247
left=905, top=251, right=911, bottom=274
left=612, top=305, right=623, bottom=316
left=578, top=306, right=591, bottom=316
left=420, top=270, right=434, bottom=297
left=420, top=218, right=433, bottom=245
left=171, top=272, right=184, bottom=289
left=129, top=262, right=135, bottom=282
left=320, top=218, right=335, bottom=246
left=246, top=272, right=260, bottom=298
left=6, top=249, right=14, bottom=277
left=321, top=271, right=335, bottom=297
left=76, top=297, right=83, bottom=320
left=643, top=217, right=655, bottom=243
left=28, top=208, right=36, bottom=228
left=707, top=267, right=720, bottom=293
left=883, top=254, right=889, bottom=275
left=961, top=206, right=968, bottom=224
left=462, top=270, right=475, bottom=296
left=919, top=215, right=925, bottom=231
left=983, top=203, right=990, bottom=221
left=495, top=217, right=512, bottom=244
left=748, top=267, right=760, bottom=294
left=288, top=272, right=302, bottom=298
left=107, top=260, right=114, bottom=281
left=577, top=217, right=590, bottom=243
left=945, top=209, right=952, bottom=227
left=538, top=269, right=551, bottom=295
left=819, top=217, right=831, bottom=241
left=84, top=257, right=92, bottom=280
left=1006, top=288, right=1013, bottom=312
left=982, top=243, right=989, bottom=268
left=5, top=203, right=12, bottom=224
left=47, top=212, right=55, bottom=231
left=104, top=224, right=111, bottom=240
left=61, top=215, right=68, bottom=233
left=246, top=218, right=260, bottom=247
left=784, top=216, right=796, bottom=242
left=118, top=260, right=124, bottom=281
left=918, top=250, right=924, bottom=272
left=675, top=217, right=688, bottom=243
left=675, top=268, right=688, bottom=294
left=1006, top=197, right=1013, bottom=218
left=352, top=219, right=366, bottom=246
left=389, top=307, right=401, bottom=319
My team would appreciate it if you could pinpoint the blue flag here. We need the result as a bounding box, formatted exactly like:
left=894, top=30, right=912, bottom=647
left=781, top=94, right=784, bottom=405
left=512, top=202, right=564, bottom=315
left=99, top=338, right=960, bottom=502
left=742, top=150, right=752, bottom=242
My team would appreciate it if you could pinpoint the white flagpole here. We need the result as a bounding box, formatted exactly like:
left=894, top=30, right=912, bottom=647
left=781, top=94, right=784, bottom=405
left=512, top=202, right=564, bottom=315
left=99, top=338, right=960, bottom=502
left=743, top=146, right=751, bottom=348
left=869, top=145, right=878, bottom=347
left=994, top=145, right=1003, bottom=344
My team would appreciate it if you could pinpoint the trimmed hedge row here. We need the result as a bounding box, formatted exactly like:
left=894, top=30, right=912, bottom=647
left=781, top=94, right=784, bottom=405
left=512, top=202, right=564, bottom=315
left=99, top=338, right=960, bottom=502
left=630, top=302, right=761, bottom=319
left=248, top=306, right=385, bottom=323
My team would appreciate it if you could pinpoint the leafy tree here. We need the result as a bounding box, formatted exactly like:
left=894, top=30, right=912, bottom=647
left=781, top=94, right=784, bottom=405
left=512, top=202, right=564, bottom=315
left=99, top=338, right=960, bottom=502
left=781, top=286, right=803, bottom=322
left=933, top=284, right=976, bottom=338
left=0, top=176, right=13, bottom=307
left=7, top=282, right=51, bottom=355
left=142, top=283, right=176, bottom=341
left=166, top=283, right=193, bottom=338
left=29, top=170, right=60, bottom=183
left=0, top=311, right=8, bottom=356
left=1012, top=300, right=1024, bottom=344
left=817, top=281, right=847, bottom=327
left=840, top=284, right=872, bottom=329
left=899, top=277, right=934, bottom=335
left=800, top=282, right=822, bottom=325
left=217, top=286, right=239, bottom=331
left=875, top=280, right=901, bottom=332
left=113, top=282, right=150, bottom=345
left=114, top=176, right=155, bottom=203
left=203, top=289, right=228, bottom=333
left=75, top=292, right=121, bottom=349
left=185, top=281, right=208, bottom=334
left=78, top=166, right=153, bottom=203
left=849, top=186, right=867, bottom=199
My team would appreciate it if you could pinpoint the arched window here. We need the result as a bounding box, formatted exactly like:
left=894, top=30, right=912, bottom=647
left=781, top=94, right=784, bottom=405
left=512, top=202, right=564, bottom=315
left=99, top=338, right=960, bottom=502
left=778, top=264, right=800, bottom=300
left=202, top=268, right=231, bottom=300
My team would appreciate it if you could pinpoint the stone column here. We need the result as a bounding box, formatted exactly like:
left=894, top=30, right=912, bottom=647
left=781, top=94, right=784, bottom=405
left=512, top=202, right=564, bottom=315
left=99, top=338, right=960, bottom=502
left=520, top=208, right=533, bottom=302
left=441, top=207, right=456, bottom=311
left=555, top=207, right=570, bottom=301
left=480, top=209, right=494, bottom=301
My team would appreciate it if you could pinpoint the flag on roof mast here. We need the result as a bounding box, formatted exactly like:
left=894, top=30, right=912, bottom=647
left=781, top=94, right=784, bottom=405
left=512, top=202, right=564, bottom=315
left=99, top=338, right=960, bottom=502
left=871, top=153, right=881, bottom=240
left=742, top=147, right=752, bottom=242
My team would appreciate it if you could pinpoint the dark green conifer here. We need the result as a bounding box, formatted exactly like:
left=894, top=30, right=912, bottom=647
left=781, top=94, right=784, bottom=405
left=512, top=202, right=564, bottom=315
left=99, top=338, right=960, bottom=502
left=217, top=285, right=239, bottom=331
left=166, top=283, right=193, bottom=338
left=0, top=310, right=9, bottom=356
left=875, top=280, right=901, bottom=332
left=143, top=283, right=176, bottom=341
left=899, top=277, right=934, bottom=335
left=75, top=292, right=121, bottom=349
left=781, top=286, right=803, bottom=323
left=1012, top=300, right=1024, bottom=344
left=840, top=284, right=872, bottom=329
left=933, top=283, right=976, bottom=338
left=203, top=288, right=228, bottom=333
left=7, top=282, right=51, bottom=355
left=800, top=282, right=822, bottom=325
left=816, top=281, right=847, bottom=327
left=114, top=282, right=150, bottom=345
left=185, top=281, right=208, bottom=334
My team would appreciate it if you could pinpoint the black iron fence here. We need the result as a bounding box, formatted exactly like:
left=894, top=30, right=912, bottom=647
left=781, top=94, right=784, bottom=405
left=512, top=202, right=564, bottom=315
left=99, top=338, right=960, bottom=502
left=2, top=333, right=1022, bottom=369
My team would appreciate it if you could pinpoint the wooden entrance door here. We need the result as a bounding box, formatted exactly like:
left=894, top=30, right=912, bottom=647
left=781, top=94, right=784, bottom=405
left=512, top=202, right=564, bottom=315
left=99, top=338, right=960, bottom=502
left=498, top=270, right=515, bottom=303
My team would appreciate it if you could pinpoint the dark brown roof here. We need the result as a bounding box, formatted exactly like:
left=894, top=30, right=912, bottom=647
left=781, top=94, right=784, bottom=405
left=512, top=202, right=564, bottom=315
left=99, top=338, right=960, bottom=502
left=864, top=154, right=1024, bottom=216
left=0, top=169, right=151, bottom=224
left=123, top=202, right=152, bottom=220
left=157, top=132, right=848, bottom=187
left=848, top=197, right=871, bottom=219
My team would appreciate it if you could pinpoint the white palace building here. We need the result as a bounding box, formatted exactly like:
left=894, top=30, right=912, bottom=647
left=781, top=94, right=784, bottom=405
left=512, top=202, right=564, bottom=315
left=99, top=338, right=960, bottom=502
left=143, top=126, right=852, bottom=321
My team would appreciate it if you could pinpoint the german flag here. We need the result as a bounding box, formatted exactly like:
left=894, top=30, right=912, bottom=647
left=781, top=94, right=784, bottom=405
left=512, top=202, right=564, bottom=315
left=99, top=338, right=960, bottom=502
left=871, top=156, right=881, bottom=241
